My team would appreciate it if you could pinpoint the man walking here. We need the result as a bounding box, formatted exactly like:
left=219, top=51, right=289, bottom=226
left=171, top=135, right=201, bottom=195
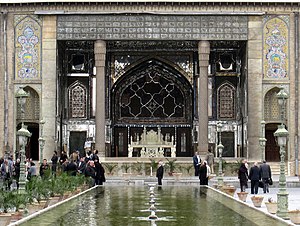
left=260, top=160, right=272, bottom=193
left=249, top=162, right=260, bottom=194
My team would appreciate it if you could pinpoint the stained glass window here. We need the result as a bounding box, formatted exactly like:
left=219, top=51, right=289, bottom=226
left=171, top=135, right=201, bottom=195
left=218, top=82, right=235, bottom=119
left=119, top=66, right=184, bottom=119
left=68, top=81, right=87, bottom=118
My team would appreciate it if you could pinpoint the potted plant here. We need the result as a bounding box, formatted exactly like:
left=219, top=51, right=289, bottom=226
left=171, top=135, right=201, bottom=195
left=103, top=163, right=118, bottom=175
left=182, top=164, right=194, bottom=176
left=221, top=185, right=236, bottom=197
left=133, top=161, right=144, bottom=175
left=165, top=158, right=177, bottom=176
left=121, top=163, right=132, bottom=174
left=289, top=209, right=300, bottom=224
left=236, top=191, right=248, bottom=202
left=265, top=197, right=277, bottom=214
left=251, top=195, right=264, bottom=207
left=149, top=159, right=158, bottom=177
left=121, top=163, right=132, bottom=179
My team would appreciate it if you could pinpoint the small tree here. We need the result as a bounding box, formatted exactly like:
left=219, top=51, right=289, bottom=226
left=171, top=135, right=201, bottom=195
left=121, top=163, right=132, bottom=173
left=103, top=163, right=118, bottom=175
left=165, top=158, right=177, bottom=176
left=133, top=161, right=143, bottom=175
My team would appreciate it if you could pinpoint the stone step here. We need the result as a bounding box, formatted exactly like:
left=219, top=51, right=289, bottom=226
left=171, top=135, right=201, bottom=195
left=268, top=162, right=287, bottom=175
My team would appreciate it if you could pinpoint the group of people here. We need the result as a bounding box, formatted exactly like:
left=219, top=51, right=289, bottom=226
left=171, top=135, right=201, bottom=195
left=0, top=149, right=106, bottom=191
left=51, top=149, right=106, bottom=187
left=238, top=160, right=272, bottom=194
left=0, top=157, right=19, bottom=190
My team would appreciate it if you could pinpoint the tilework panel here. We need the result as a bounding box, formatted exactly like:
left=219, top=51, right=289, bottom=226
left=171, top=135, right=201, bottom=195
left=14, top=15, right=42, bottom=80
left=263, top=16, right=289, bottom=79
left=57, top=15, right=248, bottom=41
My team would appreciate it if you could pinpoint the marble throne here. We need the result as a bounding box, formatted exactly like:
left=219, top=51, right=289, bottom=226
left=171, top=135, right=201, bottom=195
left=128, top=127, right=176, bottom=158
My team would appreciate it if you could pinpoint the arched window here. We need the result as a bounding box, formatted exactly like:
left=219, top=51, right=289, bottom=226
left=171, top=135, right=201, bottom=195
left=112, top=60, right=192, bottom=124
left=68, top=81, right=87, bottom=118
left=264, top=87, right=281, bottom=121
left=17, top=86, right=40, bottom=122
left=217, top=82, right=235, bottom=119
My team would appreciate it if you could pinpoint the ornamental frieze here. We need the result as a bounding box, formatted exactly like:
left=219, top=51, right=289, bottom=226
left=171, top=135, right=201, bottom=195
left=57, top=15, right=248, bottom=41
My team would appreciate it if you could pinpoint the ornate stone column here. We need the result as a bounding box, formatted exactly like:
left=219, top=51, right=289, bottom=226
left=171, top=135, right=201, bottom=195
left=198, top=41, right=210, bottom=156
left=94, top=40, right=106, bottom=157
left=247, top=17, right=263, bottom=161
left=42, top=16, right=57, bottom=160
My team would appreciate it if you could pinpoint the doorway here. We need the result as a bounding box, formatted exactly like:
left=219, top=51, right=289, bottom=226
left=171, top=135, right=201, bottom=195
left=265, top=123, right=280, bottom=162
left=69, top=131, right=86, bottom=157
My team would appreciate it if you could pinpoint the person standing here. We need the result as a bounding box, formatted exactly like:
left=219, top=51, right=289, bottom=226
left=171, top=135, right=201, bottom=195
left=1, top=159, right=13, bottom=190
left=14, top=159, right=20, bottom=189
left=27, top=161, right=37, bottom=180
left=85, top=160, right=97, bottom=187
left=40, top=159, right=50, bottom=179
left=205, top=149, right=214, bottom=174
left=199, top=161, right=208, bottom=185
left=260, top=160, right=272, bottom=193
left=193, top=152, right=201, bottom=176
left=238, top=160, right=249, bottom=192
left=77, top=156, right=86, bottom=174
left=249, top=162, right=260, bottom=194
left=156, top=160, right=164, bottom=186
left=94, top=159, right=105, bottom=185
left=59, top=151, right=68, bottom=169
left=51, top=151, right=58, bottom=175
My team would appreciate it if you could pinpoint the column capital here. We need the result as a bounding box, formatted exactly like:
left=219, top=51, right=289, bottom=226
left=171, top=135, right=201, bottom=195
left=94, top=40, right=106, bottom=67
left=198, top=40, right=210, bottom=55
left=94, top=40, right=106, bottom=53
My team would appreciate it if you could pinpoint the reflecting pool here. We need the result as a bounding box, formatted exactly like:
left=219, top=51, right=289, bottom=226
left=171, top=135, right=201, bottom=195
left=18, top=185, right=288, bottom=226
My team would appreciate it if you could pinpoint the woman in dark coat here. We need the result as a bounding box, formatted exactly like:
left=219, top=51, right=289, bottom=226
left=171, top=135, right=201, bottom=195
left=94, top=159, right=105, bottom=185
left=238, top=161, right=249, bottom=192
left=199, top=162, right=208, bottom=185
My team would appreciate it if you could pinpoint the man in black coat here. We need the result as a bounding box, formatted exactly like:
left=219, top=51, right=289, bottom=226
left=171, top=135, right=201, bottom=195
left=156, top=160, right=164, bottom=186
left=199, top=162, right=208, bottom=185
left=85, top=160, right=96, bottom=187
left=249, top=162, right=261, bottom=194
left=94, top=159, right=105, bottom=185
left=260, top=160, right=272, bottom=193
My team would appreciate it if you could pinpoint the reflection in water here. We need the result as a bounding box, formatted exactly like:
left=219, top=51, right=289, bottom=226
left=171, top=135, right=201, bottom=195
left=20, top=186, right=287, bottom=226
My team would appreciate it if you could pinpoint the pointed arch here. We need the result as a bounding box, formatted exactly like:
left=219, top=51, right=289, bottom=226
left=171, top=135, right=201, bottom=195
left=264, top=87, right=281, bottom=122
left=16, top=86, right=40, bottom=122
left=68, top=81, right=87, bottom=118
left=111, top=59, right=193, bottom=124
left=217, top=82, right=236, bottom=119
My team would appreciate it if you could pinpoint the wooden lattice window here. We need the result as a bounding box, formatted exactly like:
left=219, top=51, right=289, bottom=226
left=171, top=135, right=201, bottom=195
left=68, top=81, right=87, bottom=118
left=264, top=88, right=280, bottom=121
left=217, top=82, right=235, bottom=119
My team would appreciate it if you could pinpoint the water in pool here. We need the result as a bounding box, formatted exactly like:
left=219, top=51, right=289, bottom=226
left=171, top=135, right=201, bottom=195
left=20, top=185, right=287, bottom=226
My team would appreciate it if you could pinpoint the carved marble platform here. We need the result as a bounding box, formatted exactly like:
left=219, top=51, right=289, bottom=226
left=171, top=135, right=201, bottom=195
left=128, top=127, right=176, bottom=158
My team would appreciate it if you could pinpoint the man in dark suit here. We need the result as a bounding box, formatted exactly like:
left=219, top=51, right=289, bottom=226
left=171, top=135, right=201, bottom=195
left=249, top=162, right=261, bottom=194
left=77, top=156, right=86, bottom=174
left=193, top=152, right=201, bottom=176
left=156, top=160, right=164, bottom=186
left=260, top=160, right=272, bottom=193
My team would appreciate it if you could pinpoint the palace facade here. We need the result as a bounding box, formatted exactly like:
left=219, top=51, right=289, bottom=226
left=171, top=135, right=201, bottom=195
left=0, top=0, right=299, bottom=174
